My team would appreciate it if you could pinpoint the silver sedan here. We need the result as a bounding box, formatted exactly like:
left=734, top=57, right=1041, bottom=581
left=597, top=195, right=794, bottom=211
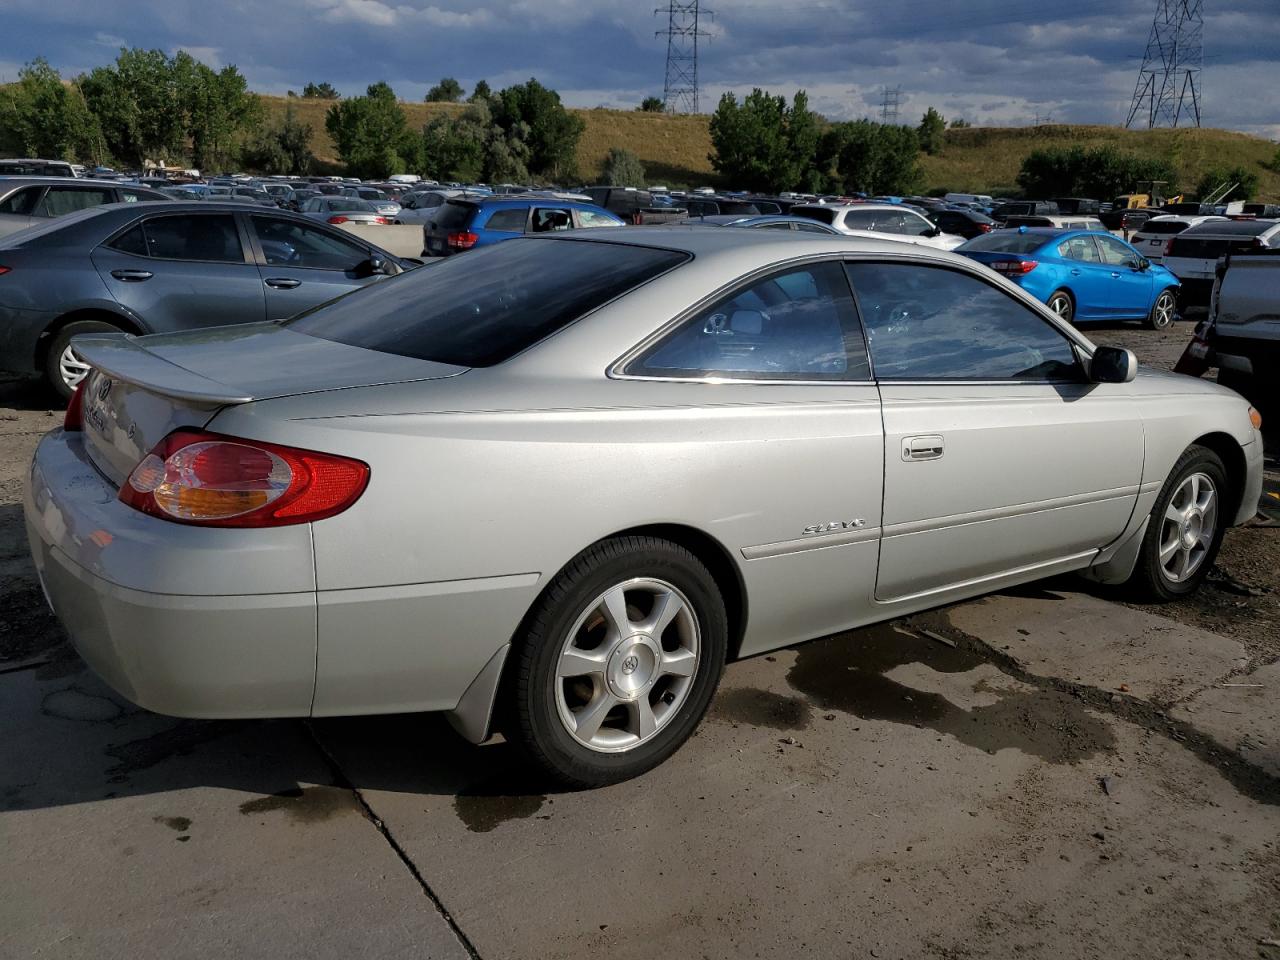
left=25, top=229, right=1265, bottom=787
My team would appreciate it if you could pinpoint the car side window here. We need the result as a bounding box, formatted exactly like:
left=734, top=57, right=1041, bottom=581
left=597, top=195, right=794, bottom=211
left=794, top=222, right=830, bottom=234
left=846, top=262, right=1081, bottom=381
left=107, top=224, right=148, bottom=256
left=0, top=187, right=42, bottom=216
left=484, top=208, right=528, bottom=232
left=577, top=209, right=621, bottom=228
left=756, top=221, right=794, bottom=231
left=901, top=212, right=935, bottom=236
left=118, top=189, right=150, bottom=203
left=844, top=209, right=875, bottom=230
left=35, top=186, right=114, bottom=217
left=141, top=214, right=245, bottom=262
left=628, top=261, right=870, bottom=381
left=251, top=216, right=369, bottom=270
left=1058, top=236, right=1102, bottom=263
left=531, top=207, right=573, bottom=232
left=1095, top=234, right=1137, bottom=266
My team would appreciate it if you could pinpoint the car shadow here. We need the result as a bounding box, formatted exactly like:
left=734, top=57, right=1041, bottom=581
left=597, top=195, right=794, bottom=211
left=0, top=374, right=58, bottom=413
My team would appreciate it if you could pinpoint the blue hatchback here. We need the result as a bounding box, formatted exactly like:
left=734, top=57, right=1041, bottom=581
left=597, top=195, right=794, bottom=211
left=422, top=196, right=625, bottom=256
left=956, top=227, right=1181, bottom=329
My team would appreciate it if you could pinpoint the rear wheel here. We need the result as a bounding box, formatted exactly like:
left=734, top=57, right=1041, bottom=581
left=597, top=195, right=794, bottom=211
left=510, top=536, right=727, bottom=788
left=1047, top=290, right=1074, bottom=324
left=44, top=319, right=122, bottom=400
left=1146, top=288, right=1177, bottom=330
left=1127, top=445, right=1228, bottom=601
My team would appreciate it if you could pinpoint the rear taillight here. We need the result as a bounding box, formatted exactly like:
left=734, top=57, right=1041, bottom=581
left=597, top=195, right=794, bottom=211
left=0, top=265, right=10, bottom=276
left=991, top=259, right=1038, bottom=276
left=447, top=230, right=479, bottom=250
left=119, top=430, right=369, bottom=527
left=64, top=382, right=85, bottom=431
left=327, top=215, right=350, bottom=224
left=1164, top=238, right=1174, bottom=257
left=979, top=223, right=992, bottom=233
left=373, top=216, right=388, bottom=224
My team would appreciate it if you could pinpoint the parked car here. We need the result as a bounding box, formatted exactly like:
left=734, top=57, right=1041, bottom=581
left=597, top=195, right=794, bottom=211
left=944, top=192, right=993, bottom=206
left=1175, top=248, right=1280, bottom=411
left=0, top=178, right=171, bottom=239
left=0, top=201, right=412, bottom=396
left=1100, top=206, right=1163, bottom=233
left=672, top=214, right=841, bottom=233
left=684, top=197, right=763, bottom=217
left=1241, top=203, right=1280, bottom=219
left=1129, top=214, right=1227, bottom=264
left=1162, top=219, right=1280, bottom=312
left=992, top=200, right=1059, bottom=222
left=422, top=197, right=623, bottom=256
left=1052, top=198, right=1101, bottom=215
left=792, top=203, right=965, bottom=250
left=957, top=227, right=1180, bottom=328
left=26, top=229, right=1263, bottom=789
left=300, top=196, right=396, bottom=225
left=927, top=208, right=996, bottom=239
left=1002, top=215, right=1107, bottom=232
left=581, top=187, right=688, bottom=224
left=0, top=158, right=77, bottom=177
left=1161, top=202, right=1218, bottom=217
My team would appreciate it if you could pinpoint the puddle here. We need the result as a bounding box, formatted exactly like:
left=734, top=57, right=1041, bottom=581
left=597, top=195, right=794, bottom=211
left=41, top=687, right=122, bottom=722
left=154, top=815, right=192, bottom=832
left=238, top=786, right=359, bottom=824
left=453, top=773, right=546, bottom=833
left=712, top=687, right=812, bottom=730
left=786, top=623, right=1116, bottom=764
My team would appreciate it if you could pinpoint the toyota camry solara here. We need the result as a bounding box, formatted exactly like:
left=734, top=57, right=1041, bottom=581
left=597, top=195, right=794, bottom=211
left=26, top=229, right=1265, bottom=786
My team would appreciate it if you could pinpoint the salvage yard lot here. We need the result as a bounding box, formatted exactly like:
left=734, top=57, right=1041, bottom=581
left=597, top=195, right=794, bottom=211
left=2, top=319, right=1278, bottom=960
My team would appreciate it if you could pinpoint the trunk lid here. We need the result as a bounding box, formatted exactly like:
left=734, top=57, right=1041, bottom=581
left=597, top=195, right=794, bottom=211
left=73, top=322, right=466, bottom=484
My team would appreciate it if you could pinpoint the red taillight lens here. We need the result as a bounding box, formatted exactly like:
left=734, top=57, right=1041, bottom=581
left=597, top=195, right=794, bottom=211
left=1164, top=238, right=1174, bottom=257
left=992, top=259, right=1038, bottom=276
left=327, top=215, right=349, bottom=224
left=447, top=230, right=479, bottom=249
left=0, top=265, right=11, bottom=276
left=373, top=216, right=388, bottom=224
left=64, top=381, right=86, bottom=431
left=119, top=430, right=369, bottom=527
left=979, top=223, right=992, bottom=232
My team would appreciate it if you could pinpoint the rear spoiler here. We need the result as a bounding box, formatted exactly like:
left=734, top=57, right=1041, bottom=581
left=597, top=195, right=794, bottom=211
left=70, top=333, right=255, bottom=406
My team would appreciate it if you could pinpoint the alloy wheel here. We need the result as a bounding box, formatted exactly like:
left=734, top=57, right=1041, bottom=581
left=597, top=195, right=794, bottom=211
left=58, top=345, right=92, bottom=392
left=1049, top=293, right=1072, bottom=322
left=554, top=577, right=700, bottom=753
left=1158, top=471, right=1217, bottom=583
left=1152, top=292, right=1175, bottom=329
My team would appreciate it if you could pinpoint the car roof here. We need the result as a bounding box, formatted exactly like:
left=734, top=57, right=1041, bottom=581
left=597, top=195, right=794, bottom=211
left=0, top=176, right=136, bottom=188
left=792, top=202, right=923, bottom=213
left=1180, top=219, right=1279, bottom=236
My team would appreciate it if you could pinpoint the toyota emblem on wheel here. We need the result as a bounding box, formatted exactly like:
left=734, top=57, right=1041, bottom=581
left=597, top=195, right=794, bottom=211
left=621, top=655, right=639, bottom=675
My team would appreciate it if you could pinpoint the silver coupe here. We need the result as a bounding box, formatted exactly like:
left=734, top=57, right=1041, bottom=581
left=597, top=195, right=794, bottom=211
left=25, top=228, right=1265, bottom=786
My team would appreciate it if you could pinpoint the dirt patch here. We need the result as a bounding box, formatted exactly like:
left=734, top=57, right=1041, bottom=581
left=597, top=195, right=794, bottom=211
left=711, top=687, right=812, bottom=731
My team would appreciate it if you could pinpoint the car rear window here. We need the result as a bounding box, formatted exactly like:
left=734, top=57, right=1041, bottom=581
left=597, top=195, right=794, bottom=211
left=1137, top=220, right=1189, bottom=235
left=959, top=232, right=1048, bottom=254
left=434, top=200, right=476, bottom=230
left=287, top=238, right=688, bottom=366
left=792, top=206, right=837, bottom=226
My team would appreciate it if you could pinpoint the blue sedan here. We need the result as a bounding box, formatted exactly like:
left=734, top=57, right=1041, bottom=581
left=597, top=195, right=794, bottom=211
left=956, top=227, right=1180, bottom=329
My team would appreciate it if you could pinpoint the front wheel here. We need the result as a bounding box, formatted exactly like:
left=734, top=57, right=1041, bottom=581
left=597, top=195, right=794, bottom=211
left=1047, top=290, right=1074, bottom=324
left=1127, top=445, right=1228, bottom=601
left=1146, top=288, right=1177, bottom=330
left=509, top=536, right=727, bottom=788
left=45, top=319, right=122, bottom=400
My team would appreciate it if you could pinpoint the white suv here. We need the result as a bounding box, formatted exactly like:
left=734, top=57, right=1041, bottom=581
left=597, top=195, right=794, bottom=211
left=791, top=203, right=965, bottom=250
left=1130, top=214, right=1227, bottom=264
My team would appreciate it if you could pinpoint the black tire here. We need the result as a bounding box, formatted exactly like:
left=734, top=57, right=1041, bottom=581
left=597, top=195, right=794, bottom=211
left=1127, top=445, right=1229, bottom=601
left=1047, top=289, right=1074, bottom=324
left=1146, top=287, right=1177, bottom=330
left=509, top=536, right=728, bottom=788
left=44, top=319, right=122, bottom=401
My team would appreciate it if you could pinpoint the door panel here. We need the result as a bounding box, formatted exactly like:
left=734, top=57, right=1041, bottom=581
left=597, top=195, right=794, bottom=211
left=249, top=215, right=380, bottom=319
left=877, top=383, right=1143, bottom=600
left=1094, top=234, right=1154, bottom=316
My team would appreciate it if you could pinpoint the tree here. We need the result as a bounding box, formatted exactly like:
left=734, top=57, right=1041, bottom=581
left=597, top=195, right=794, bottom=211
left=0, top=58, right=101, bottom=162
left=302, top=82, right=340, bottom=99
left=425, top=77, right=464, bottom=103
left=639, top=96, right=665, bottom=113
left=708, top=89, right=821, bottom=193
left=818, top=120, right=922, bottom=195
left=1195, top=166, right=1259, bottom=202
left=602, top=147, right=645, bottom=186
left=1017, top=145, right=1177, bottom=199
left=79, top=48, right=188, bottom=166
left=325, top=81, right=420, bottom=178
left=918, top=107, right=946, bottom=155
left=174, top=53, right=261, bottom=172
left=242, top=106, right=313, bottom=175
left=949, top=117, right=971, bottom=129
left=492, top=79, right=584, bottom=180
left=468, top=80, right=492, bottom=104
left=422, top=100, right=530, bottom=183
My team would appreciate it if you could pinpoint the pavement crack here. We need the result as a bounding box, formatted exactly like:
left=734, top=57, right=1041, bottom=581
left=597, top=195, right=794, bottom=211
left=910, top=610, right=1280, bottom=807
left=305, top=722, right=484, bottom=960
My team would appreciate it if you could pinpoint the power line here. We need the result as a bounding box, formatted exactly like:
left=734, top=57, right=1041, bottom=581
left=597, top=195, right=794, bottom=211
left=656, top=2, right=713, bottom=114
left=1126, top=0, right=1204, bottom=127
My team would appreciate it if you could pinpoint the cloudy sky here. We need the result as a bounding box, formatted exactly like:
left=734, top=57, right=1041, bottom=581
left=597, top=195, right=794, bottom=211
left=3, top=0, right=1277, bottom=138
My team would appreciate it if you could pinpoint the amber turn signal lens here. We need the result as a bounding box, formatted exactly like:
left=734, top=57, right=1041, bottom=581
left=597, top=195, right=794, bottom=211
left=1248, top=407, right=1262, bottom=431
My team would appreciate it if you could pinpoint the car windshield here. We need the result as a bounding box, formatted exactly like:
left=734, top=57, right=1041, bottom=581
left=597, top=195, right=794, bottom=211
left=958, top=232, right=1049, bottom=254
left=287, top=238, right=687, bottom=367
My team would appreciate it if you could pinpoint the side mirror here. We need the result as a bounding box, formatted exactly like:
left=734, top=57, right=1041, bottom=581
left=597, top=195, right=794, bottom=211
left=1139, top=257, right=1151, bottom=271
left=928, top=226, right=942, bottom=237
left=1091, top=346, right=1137, bottom=384
left=355, top=254, right=390, bottom=278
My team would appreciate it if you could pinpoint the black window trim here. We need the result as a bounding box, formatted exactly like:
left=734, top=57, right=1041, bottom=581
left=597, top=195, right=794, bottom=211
left=845, top=259, right=1089, bottom=385
left=99, top=211, right=255, bottom=265
left=613, top=253, right=874, bottom=385
left=244, top=212, right=374, bottom=272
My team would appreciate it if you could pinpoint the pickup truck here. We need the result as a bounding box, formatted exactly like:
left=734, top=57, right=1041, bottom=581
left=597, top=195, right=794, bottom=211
left=1175, top=248, right=1280, bottom=412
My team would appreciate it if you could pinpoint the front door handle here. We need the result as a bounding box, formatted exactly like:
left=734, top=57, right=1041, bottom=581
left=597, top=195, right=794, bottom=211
left=264, top=277, right=302, bottom=289
left=1110, top=271, right=1121, bottom=278
left=110, top=269, right=153, bottom=282
left=902, top=435, right=944, bottom=461
left=1070, top=268, right=1081, bottom=276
